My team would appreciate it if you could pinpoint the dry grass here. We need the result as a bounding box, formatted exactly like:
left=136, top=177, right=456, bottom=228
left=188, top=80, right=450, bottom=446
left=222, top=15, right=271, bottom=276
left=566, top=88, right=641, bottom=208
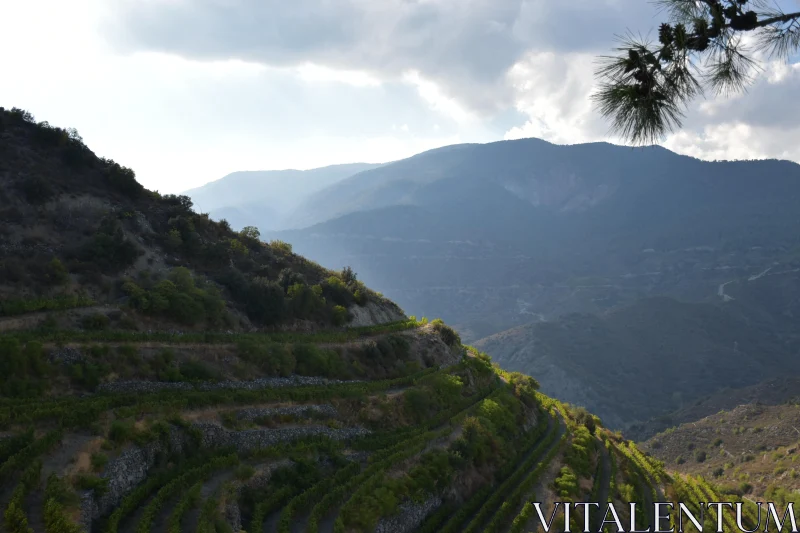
left=644, top=403, right=800, bottom=496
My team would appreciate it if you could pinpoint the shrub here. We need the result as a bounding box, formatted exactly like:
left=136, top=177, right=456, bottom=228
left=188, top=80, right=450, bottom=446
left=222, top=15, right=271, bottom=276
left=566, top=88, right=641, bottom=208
left=73, top=474, right=108, bottom=495
left=353, top=289, right=367, bottom=305
left=287, top=283, right=325, bottom=319
left=123, top=267, right=227, bottom=326
left=322, top=277, right=354, bottom=307
left=240, top=226, right=261, bottom=241
left=45, top=258, right=69, bottom=285
left=218, top=272, right=286, bottom=326
left=81, top=313, right=109, bottom=331
left=431, top=319, right=461, bottom=346
left=101, top=158, right=144, bottom=197
left=269, top=240, right=292, bottom=254
left=695, top=450, right=707, bottom=463
left=78, top=217, right=140, bottom=273
left=91, top=452, right=109, bottom=472
left=236, top=341, right=296, bottom=377
left=179, top=360, right=220, bottom=382
left=235, top=464, right=255, bottom=481
left=331, top=305, right=349, bottom=326
left=341, top=266, right=357, bottom=285
left=0, top=338, right=51, bottom=398
left=18, top=175, right=54, bottom=204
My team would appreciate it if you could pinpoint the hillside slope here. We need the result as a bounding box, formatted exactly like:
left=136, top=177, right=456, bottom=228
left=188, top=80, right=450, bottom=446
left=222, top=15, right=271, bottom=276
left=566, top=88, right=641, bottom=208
left=0, top=107, right=401, bottom=334
left=642, top=402, right=800, bottom=507
left=0, top=107, right=762, bottom=533
left=268, top=138, right=800, bottom=341
left=628, top=376, right=800, bottom=442
left=474, top=296, right=800, bottom=429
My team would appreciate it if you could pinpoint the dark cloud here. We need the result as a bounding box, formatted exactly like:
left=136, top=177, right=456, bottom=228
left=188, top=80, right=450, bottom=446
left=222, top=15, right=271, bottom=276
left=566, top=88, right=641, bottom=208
left=105, top=0, right=658, bottom=113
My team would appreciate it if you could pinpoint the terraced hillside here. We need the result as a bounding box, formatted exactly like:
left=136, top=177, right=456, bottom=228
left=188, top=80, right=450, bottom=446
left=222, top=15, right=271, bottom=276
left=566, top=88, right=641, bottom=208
left=0, top=108, right=767, bottom=533
left=1, top=316, right=738, bottom=533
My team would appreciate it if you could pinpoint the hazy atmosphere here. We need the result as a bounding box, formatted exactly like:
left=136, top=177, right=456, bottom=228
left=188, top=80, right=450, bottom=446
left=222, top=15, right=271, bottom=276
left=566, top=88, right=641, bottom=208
left=2, top=0, right=799, bottom=193
left=3, top=1, right=800, bottom=531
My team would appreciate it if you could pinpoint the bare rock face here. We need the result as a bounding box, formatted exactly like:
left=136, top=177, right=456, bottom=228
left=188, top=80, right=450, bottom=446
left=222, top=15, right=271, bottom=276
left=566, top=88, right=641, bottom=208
left=347, top=300, right=406, bottom=327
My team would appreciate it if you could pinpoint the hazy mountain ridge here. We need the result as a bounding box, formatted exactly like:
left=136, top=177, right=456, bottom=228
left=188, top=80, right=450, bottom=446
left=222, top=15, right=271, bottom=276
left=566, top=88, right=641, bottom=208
left=266, top=138, right=800, bottom=340
left=183, top=162, right=383, bottom=231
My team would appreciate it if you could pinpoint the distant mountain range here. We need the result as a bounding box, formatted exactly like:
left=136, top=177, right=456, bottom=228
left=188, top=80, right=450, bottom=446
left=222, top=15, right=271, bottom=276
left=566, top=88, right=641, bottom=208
left=257, top=138, right=800, bottom=341
left=190, top=137, right=800, bottom=429
left=183, top=163, right=382, bottom=231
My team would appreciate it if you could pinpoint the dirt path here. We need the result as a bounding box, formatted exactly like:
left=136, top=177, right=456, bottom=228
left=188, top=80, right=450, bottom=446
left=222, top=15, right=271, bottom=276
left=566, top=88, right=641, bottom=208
left=463, top=412, right=565, bottom=533
left=513, top=416, right=568, bottom=533
left=591, top=442, right=612, bottom=532
left=263, top=508, right=281, bottom=533
left=0, top=305, right=115, bottom=333
left=120, top=490, right=159, bottom=533
left=150, top=493, right=183, bottom=533
left=637, top=474, right=656, bottom=531
left=34, top=327, right=417, bottom=352
left=182, top=469, right=237, bottom=533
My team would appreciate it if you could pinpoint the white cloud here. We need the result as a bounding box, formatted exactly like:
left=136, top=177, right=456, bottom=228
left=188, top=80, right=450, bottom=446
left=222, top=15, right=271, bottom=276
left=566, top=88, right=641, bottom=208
left=295, top=63, right=382, bottom=87
left=402, top=70, right=479, bottom=125
left=0, top=0, right=798, bottom=197
left=504, top=52, right=612, bottom=144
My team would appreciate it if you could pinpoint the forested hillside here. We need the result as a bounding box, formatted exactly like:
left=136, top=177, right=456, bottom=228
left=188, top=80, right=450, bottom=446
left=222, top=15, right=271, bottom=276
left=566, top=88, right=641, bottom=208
left=0, top=107, right=763, bottom=533
left=475, top=296, right=800, bottom=429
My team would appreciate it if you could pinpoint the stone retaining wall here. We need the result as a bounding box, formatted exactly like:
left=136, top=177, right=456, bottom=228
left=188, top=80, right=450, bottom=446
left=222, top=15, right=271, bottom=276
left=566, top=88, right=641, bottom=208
left=374, top=496, right=442, bottom=533
left=235, top=404, right=338, bottom=422
left=81, top=422, right=369, bottom=532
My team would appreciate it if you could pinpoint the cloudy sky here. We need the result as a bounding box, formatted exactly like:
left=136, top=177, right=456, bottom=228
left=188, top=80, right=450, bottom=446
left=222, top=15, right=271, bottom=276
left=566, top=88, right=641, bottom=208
left=2, top=0, right=798, bottom=194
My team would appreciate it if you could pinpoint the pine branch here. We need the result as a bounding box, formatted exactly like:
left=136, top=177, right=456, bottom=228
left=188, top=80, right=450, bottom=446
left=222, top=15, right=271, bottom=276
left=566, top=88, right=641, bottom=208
left=593, top=1, right=800, bottom=144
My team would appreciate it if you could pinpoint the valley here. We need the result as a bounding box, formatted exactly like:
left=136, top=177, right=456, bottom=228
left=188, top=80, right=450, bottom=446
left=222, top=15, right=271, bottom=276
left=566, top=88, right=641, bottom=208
left=0, top=106, right=797, bottom=532
left=185, top=133, right=800, bottom=436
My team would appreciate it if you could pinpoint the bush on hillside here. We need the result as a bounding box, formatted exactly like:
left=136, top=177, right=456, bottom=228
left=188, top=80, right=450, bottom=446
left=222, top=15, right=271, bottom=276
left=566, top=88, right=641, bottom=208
left=77, top=217, right=141, bottom=273
left=286, top=283, right=325, bottom=319
left=18, top=176, right=54, bottom=205
left=322, top=276, right=354, bottom=307
left=80, top=313, right=109, bottom=331
left=123, top=267, right=227, bottom=326
left=0, top=339, right=51, bottom=398
left=236, top=341, right=296, bottom=377
left=331, top=305, right=349, bottom=326
left=430, top=319, right=460, bottom=346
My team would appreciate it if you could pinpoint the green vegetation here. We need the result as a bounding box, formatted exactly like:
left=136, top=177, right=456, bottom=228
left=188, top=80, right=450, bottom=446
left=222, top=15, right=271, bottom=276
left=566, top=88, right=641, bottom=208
left=0, top=105, right=768, bottom=533
left=0, top=294, right=94, bottom=317
left=123, top=267, right=228, bottom=326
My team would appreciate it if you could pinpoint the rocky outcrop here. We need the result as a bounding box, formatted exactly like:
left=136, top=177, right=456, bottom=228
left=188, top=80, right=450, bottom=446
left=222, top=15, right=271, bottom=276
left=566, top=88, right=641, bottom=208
left=49, top=347, right=85, bottom=366
left=374, top=496, right=442, bottom=533
left=348, top=300, right=406, bottom=327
